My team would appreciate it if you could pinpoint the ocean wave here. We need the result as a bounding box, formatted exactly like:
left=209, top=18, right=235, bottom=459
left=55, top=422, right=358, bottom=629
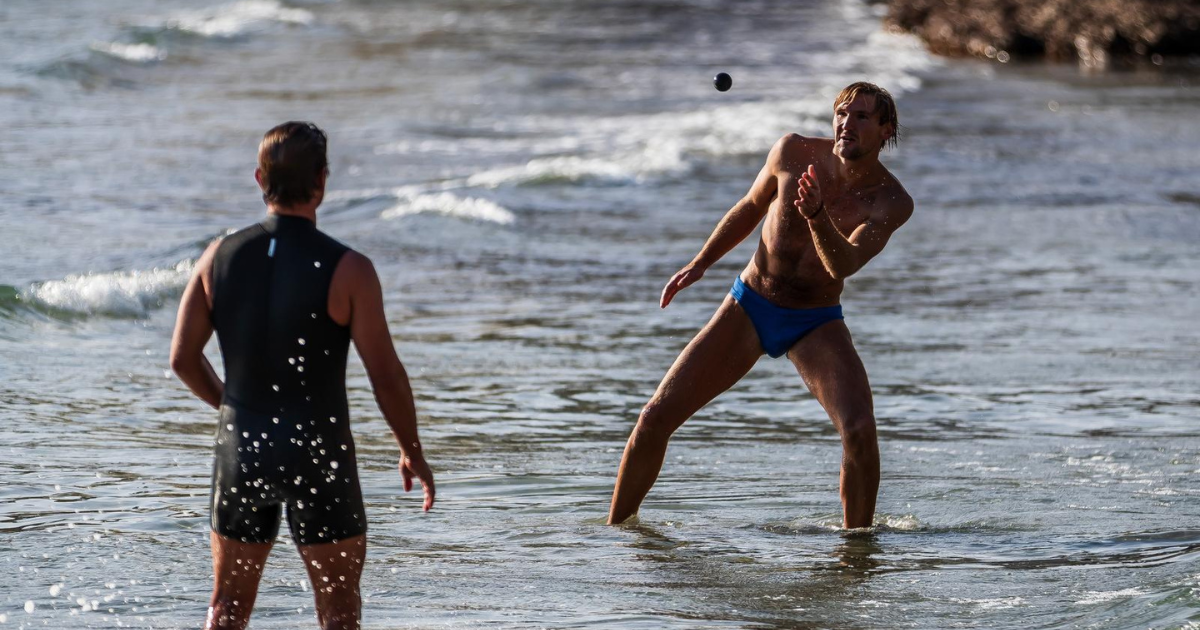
left=18, top=261, right=194, bottom=318
left=365, top=16, right=935, bottom=192
left=153, top=0, right=313, bottom=39
left=464, top=101, right=820, bottom=189
left=89, top=42, right=167, bottom=64
left=380, top=191, right=515, bottom=226
left=466, top=154, right=667, bottom=188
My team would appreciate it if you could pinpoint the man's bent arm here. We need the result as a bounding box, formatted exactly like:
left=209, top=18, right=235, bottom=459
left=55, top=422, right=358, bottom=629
left=806, top=199, right=912, bottom=280
left=170, top=243, right=224, bottom=409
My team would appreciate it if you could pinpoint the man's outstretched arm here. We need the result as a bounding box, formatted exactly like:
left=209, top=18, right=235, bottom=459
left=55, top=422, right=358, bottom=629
left=170, top=242, right=223, bottom=409
left=342, top=251, right=435, bottom=511
left=659, top=134, right=789, bottom=307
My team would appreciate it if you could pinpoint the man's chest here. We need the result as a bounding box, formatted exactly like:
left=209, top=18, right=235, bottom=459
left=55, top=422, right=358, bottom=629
left=773, top=171, right=874, bottom=232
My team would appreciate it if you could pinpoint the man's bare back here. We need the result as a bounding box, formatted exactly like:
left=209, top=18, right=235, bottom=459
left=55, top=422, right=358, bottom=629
left=609, top=83, right=912, bottom=528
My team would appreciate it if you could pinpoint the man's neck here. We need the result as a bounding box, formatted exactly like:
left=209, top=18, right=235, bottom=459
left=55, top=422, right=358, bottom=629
left=831, top=151, right=884, bottom=190
left=267, top=204, right=319, bottom=225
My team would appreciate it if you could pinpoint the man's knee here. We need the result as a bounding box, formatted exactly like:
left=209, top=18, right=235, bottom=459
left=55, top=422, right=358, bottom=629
left=632, top=399, right=681, bottom=443
left=840, top=417, right=878, bottom=460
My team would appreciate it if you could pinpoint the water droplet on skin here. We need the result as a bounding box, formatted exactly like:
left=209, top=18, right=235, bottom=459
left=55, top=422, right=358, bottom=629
left=226, top=423, right=234, bottom=431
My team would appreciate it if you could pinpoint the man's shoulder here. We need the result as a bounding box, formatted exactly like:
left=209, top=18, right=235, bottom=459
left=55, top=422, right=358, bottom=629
left=873, top=171, right=914, bottom=223
left=770, top=134, right=831, bottom=173
left=777, top=133, right=832, bottom=153
left=334, top=249, right=385, bottom=295
left=336, top=249, right=374, bottom=278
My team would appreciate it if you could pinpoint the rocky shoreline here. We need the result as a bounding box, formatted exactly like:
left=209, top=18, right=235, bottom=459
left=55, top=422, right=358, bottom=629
left=884, top=0, right=1200, bottom=67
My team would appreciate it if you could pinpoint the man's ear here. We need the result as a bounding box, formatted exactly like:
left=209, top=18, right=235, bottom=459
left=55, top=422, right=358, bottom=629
left=254, top=167, right=265, bottom=188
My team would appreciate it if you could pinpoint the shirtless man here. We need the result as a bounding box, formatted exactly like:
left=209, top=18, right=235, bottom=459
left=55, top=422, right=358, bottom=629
left=608, top=82, right=913, bottom=528
left=171, top=122, right=435, bottom=629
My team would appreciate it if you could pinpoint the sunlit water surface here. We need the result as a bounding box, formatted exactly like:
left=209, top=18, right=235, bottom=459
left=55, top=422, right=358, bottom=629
left=1, top=0, right=1198, bottom=628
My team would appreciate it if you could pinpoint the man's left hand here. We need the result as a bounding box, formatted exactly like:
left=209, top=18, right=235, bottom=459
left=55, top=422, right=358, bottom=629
left=794, top=164, right=823, bottom=220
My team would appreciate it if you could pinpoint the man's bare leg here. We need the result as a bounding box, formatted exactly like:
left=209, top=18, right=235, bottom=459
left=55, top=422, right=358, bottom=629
left=206, top=531, right=273, bottom=630
left=298, top=534, right=366, bottom=630
left=787, top=320, right=879, bottom=529
left=608, top=296, right=763, bottom=524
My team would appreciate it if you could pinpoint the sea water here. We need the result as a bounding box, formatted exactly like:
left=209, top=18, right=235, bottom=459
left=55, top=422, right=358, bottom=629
left=1, top=0, right=1198, bottom=627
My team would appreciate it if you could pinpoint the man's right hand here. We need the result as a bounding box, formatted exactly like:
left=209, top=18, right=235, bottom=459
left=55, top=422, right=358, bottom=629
left=660, top=263, right=706, bottom=308
left=399, top=454, right=436, bottom=512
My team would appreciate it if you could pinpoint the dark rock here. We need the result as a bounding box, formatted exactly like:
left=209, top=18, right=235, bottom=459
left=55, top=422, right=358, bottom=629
left=885, top=0, right=1200, bottom=66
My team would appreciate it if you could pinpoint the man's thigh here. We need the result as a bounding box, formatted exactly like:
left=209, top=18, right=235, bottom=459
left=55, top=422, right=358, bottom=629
left=786, top=320, right=874, bottom=428
left=648, top=295, right=763, bottom=426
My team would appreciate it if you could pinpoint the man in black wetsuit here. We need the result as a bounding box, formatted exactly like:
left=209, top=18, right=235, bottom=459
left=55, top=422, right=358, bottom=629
left=170, top=121, right=434, bottom=630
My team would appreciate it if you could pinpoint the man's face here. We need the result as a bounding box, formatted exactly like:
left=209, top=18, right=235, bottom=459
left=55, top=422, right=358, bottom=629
left=833, top=94, right=892, bottom=160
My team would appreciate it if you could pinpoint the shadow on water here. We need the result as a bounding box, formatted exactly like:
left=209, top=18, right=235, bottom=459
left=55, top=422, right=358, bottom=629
left=618, top=518, right=1200, bottom=627
left=621, top=521, right=888, bottom=629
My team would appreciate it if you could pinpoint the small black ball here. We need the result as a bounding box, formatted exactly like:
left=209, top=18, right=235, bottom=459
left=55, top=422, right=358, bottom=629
left=713, top=72, right=732, bottom=92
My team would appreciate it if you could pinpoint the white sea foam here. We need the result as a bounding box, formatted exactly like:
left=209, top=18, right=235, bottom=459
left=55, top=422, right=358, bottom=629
left=381, top=191, right=515, bottom=225
left=90, top=42, right=166, bottom=63
left=951, top=596, right=1026, bottom=610
left=879, top=514, right=923, bottom=530
left=22, top=260, right=194, bottom=317
left=1074, top=588, right=1147, bottom=605
left=160, top=0, right=313, bottom=38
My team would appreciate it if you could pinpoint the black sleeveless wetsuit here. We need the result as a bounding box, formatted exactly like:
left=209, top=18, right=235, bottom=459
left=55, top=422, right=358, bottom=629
left=209, top=214, right=365, bottom=544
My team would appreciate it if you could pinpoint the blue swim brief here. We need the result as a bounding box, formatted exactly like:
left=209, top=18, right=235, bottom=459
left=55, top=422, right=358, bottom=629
left=730, top=277, right=843, bottom=358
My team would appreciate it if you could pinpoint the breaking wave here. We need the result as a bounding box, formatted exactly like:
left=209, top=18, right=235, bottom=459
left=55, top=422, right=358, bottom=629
left=17, top=260, right=194, bottom=318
